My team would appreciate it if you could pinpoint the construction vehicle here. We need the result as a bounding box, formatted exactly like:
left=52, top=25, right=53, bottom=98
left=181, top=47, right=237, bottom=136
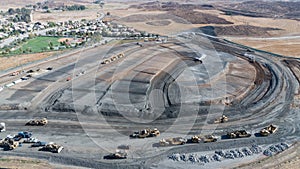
left=26, top=118, right=48, bottom=126
left=17, top=131, right=32, bottom=138
left=23, top=138, right=39, bottom=143
left=260, top=124, right=278, bottom=136
left=214, top=115, right=228, bottom=123
left=203, top=135, right=218, bottom=143
left=101, top=59, right=110, bottom=64
left=39, top=142, right=63, bottom=153
left=103, top=150, right=127, bottom=160
left=159, top=137, right=187, bottom=146
left=13, top=135, right=23, bottom=141
left=0, top=122, right=5, bottom=132
left=11, top=71, right=20, bottom=76
left=191, top=135, right=217, bottom=143
left=227, top=130, right=251, bottom=139
left=0, top=138, right=19, bottom=150
left=130, top=128, right=160, bottom=138
left=117, top=53, right=124, bottom=58
left=117, top=144, right=130, bottom=150
left=32, top=141, right=47, bottom=147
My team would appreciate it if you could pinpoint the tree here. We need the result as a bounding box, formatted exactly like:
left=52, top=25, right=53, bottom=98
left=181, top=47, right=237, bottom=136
left=42, top=6, right=49, bottom=10
left=16, top=8, right=21, bottom=13
left=8, top=8, right=15, bottom=15
left=5, top=48, right=10, bottom=53
left=23, top=14, right=31, bottom=23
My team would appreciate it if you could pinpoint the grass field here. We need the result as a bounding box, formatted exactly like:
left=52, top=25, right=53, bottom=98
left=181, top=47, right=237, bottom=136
left=12, top=36, right=61, bottom=54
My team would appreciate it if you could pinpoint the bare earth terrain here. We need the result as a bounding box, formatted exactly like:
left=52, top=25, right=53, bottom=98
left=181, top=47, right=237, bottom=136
left=108, top=1, right=300, bottom=56
left=0, top=52, right=57, bottom=71
left=0, top=1, right=299, bottom=169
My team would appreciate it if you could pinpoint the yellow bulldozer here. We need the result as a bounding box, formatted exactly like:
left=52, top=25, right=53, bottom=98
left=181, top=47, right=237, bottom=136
left=26, top=118, right=48, bottom=126
left=130, top=128, right=160, bottom=138
left=260, top=124, right=278, bottom=136
left=214, top=115, right=228, bottom=123
left=0, top=138, right=19, bottom=150
left=159, top=137, right=187, bottom=146
left=39, top=142, right=64, bottom=153
left=227, top=130, right=251, bottom=139
left=191, top=135, right=217, bottom=143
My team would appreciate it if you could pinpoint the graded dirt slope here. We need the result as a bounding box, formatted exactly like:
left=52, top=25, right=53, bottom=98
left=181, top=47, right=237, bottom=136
left=0, top=156, right=52, bottom=169
left=227, top=37, right=300, bottom=58
left=235, top=142, right=300, bottom=169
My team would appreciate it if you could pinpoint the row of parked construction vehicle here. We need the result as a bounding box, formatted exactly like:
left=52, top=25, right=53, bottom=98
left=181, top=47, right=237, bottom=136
left=103, top=123, right=277, bottom=159
left=103, top=123, right=278, bottom=159
left=0, top=118, right=63, bottom=153
left=101, top=53, right=124, bottom=64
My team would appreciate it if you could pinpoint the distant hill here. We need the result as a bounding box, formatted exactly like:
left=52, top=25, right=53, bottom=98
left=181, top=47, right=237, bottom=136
left=218, top=1, right=300, bottom=20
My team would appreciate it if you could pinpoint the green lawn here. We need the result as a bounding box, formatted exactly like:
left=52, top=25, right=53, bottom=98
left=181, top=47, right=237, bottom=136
left=14, top=36, right=61, bottom=54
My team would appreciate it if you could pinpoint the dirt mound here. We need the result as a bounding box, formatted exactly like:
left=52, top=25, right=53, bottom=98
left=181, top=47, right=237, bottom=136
left=119, top=13, right=188, bottom=24
left=120, top=10, right=232, bottom=25
left=146, top=20, right=171, bottom=26
left=199, top=25, right=280, bottom=37
left=169, top=10, right=233, bottom=24
left=130, top=1, right=214, bottom=11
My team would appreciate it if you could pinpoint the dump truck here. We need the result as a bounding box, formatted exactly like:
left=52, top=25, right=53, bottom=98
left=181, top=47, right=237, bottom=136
left=159, top=137, right=187, bottom=146
left=0, top=138, right=19, bottom=150
left=26, top=118, right=48, bottom=126
left=130, top=128, right=160, bottom=138
left=0, top=122, right=5, bottom=132
left=260, top=124, right=278, bottom=136
left=104, top=150, right=127, bottom=160
left=191, top=135, right=217, bottom=143
left=227, top=130, right=251, bottom=139
left=39, top=142, right=63, bottom=153
left=214, top=115, right=228, bottom=123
